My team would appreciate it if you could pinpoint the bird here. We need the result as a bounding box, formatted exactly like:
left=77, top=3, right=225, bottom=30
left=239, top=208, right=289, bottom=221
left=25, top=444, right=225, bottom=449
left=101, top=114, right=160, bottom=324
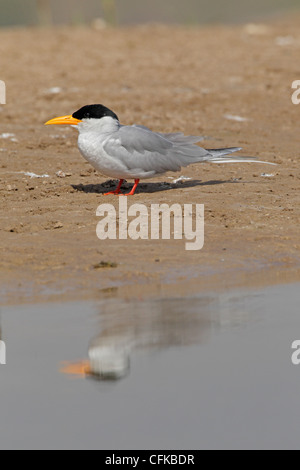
left=45, top=104, right=275, bottom=196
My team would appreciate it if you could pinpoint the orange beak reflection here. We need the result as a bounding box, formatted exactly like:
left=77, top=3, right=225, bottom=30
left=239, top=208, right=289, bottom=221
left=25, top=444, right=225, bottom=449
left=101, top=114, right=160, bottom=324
left=45, top=115, right=82, bottom=126
left=60, top=360, right=91, bottom=378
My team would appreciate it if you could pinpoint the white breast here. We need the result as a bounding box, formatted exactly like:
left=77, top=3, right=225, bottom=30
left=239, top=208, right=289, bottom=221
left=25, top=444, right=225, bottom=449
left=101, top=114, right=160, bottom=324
left=77, top=117, right=131, bottom=179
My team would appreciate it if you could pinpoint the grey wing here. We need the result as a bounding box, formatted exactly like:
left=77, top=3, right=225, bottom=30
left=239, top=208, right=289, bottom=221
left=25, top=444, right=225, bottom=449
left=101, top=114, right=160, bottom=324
left=133, top=124, right=203, bottom=144
left=104, top=125, right=210, bottom=175
left=160, top=133, right=204, bottom=144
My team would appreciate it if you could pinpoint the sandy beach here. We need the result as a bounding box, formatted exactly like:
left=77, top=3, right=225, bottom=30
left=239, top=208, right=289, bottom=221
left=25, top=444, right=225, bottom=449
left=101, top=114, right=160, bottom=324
left=0, top=14, right=299, bottom=304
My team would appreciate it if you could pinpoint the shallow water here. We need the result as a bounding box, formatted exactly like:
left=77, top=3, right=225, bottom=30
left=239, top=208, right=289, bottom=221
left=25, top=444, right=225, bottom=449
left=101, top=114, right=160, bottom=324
left=0, top=283, right=300, bottom=450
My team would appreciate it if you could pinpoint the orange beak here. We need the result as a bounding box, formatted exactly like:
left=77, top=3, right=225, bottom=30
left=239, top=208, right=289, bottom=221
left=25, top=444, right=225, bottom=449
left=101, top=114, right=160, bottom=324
left=45, top=114, right=82, bottom=126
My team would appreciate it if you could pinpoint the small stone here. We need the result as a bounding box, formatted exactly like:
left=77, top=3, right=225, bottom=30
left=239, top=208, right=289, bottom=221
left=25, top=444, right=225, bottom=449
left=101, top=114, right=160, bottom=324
left=93, top=261, right=118, bottom=269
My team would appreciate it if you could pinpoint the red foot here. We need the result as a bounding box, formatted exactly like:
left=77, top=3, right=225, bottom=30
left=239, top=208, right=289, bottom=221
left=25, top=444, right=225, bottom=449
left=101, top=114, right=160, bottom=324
left=104, top=179, right=124, bottom=196
left=118, top=179, right=140, bottom=196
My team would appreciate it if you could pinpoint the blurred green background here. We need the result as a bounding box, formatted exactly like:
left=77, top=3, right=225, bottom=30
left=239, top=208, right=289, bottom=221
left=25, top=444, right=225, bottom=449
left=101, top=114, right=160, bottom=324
left=0, top=0, right=299, bottom=27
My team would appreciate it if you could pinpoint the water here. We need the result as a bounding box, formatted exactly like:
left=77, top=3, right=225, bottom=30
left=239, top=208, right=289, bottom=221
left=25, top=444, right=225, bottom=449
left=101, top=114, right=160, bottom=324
left=0, top=283, right=299, bottom=449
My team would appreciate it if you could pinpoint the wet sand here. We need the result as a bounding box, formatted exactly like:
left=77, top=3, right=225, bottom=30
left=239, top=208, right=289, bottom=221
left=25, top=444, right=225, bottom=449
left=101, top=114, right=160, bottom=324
left=0, top=14, right=300, bottom=304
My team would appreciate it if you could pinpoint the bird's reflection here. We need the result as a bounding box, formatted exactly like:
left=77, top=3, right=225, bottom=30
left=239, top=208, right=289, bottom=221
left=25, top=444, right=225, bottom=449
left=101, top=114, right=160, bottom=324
left=60, top=294, right=250, bottom=382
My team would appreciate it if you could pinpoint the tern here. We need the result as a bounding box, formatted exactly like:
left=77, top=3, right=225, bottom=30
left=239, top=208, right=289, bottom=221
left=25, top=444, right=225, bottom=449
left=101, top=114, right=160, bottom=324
left=45, top=104, right=274, bottom=196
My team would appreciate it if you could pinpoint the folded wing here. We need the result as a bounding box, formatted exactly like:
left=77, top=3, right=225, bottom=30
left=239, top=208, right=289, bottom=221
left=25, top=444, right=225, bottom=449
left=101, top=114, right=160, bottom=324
left=104, top=125, right=211, bottom=174
left=103, top=125, right=274, bottom=176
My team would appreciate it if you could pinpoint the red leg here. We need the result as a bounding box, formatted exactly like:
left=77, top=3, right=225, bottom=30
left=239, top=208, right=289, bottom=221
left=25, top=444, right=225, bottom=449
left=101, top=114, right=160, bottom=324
left=119, top=179, right=140, bottom=196
left=104, top=179, right=124, bottom=195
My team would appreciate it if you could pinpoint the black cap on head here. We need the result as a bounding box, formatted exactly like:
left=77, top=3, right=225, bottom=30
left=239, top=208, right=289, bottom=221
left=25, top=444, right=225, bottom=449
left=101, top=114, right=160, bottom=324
left=72, top=104, right=119, bottom=121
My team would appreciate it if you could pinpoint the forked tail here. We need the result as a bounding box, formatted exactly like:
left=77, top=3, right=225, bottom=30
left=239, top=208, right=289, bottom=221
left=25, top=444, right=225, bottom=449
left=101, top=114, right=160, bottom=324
left=206, top=147, right=276, bottom=165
